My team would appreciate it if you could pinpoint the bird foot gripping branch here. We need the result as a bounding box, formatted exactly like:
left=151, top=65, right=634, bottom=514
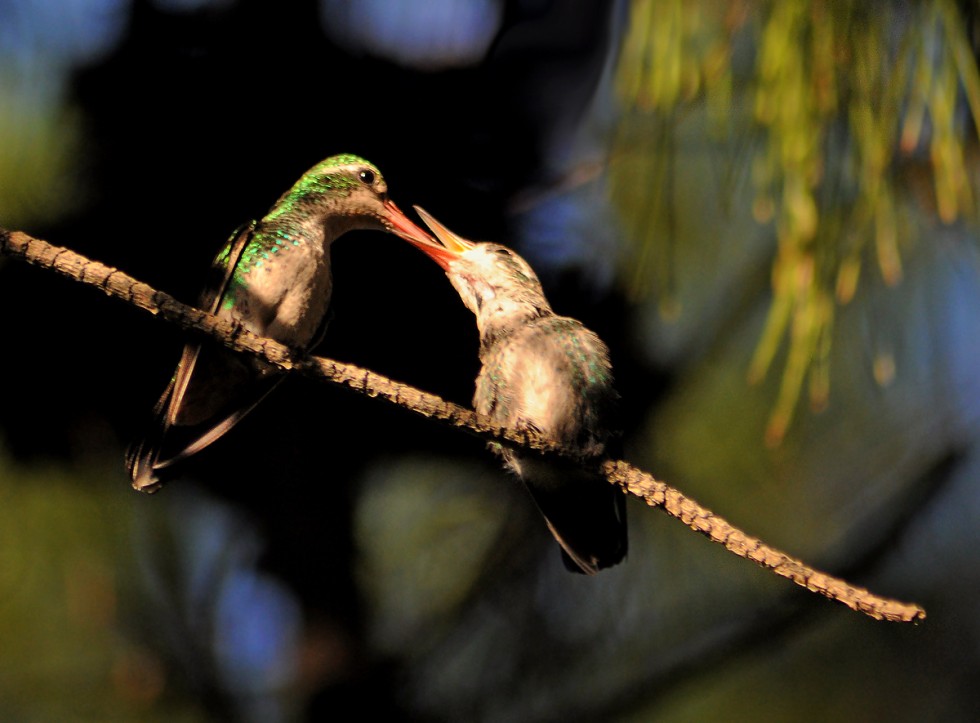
left=0, top=196, right=925, bottom=622
left=124, top=155, right=431, bottom=492
left=401, top=206, right=627, bottom=575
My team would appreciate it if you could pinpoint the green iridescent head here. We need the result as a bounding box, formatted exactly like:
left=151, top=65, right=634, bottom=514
left=216, top=154, right=431, bottom=313
left=263, top=153, right=431, bottom=243
left=272, top=154, right=385, bottom=212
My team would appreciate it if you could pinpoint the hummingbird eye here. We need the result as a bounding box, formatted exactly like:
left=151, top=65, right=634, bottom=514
left=358, top=169, right=376, bottom=185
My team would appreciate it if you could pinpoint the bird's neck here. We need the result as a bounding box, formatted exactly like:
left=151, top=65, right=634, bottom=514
left=255, top=205, right=362, bottom=258
left=476, top=302, right=551, bottom=359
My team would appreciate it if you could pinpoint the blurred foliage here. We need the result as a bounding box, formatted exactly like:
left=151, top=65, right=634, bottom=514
left=1, top=2, right=977, bottom=719
left=611, top=0, right=980, bottom=443
left=0, top=447, right=209, bottom=722
left=0, top=83, right=83, bottom=230
left=355, top=457, right=516, bottom=653
left=0, top=52, right=85, bottom=230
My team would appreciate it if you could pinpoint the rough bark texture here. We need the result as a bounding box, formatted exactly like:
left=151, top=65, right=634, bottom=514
left=0, top=226, right=926, bottom=623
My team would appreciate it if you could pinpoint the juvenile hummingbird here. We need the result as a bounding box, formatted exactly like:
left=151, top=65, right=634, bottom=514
left=404, top=207, right=627, bottom=574
left=127, top=154, right=431, bottom=493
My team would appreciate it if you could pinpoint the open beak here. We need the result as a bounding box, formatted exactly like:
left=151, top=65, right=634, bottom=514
left=383, top=199, right=437, bottom=247
left=404, top=206, right=475, bottom=270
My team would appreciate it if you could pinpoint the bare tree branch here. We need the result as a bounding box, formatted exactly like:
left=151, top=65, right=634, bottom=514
left=0, top=226, right=926, bottom=623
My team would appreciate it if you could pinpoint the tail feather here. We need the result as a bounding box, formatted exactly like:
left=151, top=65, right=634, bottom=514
left=126, top=220, right=267, bottom=493
left=125, top=376, right=178, bottom=493
left=126, top=363, right=282, bottom=493
left=515, top=455, right=628, bottom=574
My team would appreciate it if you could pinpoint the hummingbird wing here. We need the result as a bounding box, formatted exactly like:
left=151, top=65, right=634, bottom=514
left=478, top=317, right=628, bottom=574
left=161, top=219, right=287, bottom=455
left=127, top=221, right=283, bottom=492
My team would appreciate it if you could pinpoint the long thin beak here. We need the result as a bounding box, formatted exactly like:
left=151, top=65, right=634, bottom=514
left=414, top=206, right=474, bottom=253
left=383, top=199, right=436, bottom=246
left=402, top=206, right=475, bottom=270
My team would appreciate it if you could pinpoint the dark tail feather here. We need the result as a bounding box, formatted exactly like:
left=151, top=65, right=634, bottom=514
left=518, top=458, right=628, bottom=574
left=125, top=377, right=177, bottom=493
left=125, top=438, right=169, bottom=493
left=125, top=365, right=283, bottom=494
left=152, top=373, right=284, bottom=470
left=127, top=222, right=258, bottom=493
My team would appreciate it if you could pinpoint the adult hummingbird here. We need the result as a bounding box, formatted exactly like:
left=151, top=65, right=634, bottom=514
left=404, top=207, right=627, bottom=574
left=127, top=154, right=431, bottom=493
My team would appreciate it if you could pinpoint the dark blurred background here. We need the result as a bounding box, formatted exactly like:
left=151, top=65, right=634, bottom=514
left=1, top=1, right=979, bottom=721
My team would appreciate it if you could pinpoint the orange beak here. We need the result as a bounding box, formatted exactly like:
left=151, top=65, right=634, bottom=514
left=403, top=206, right=475, bottom=270
left=383, top=199, right=436, bottom=247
